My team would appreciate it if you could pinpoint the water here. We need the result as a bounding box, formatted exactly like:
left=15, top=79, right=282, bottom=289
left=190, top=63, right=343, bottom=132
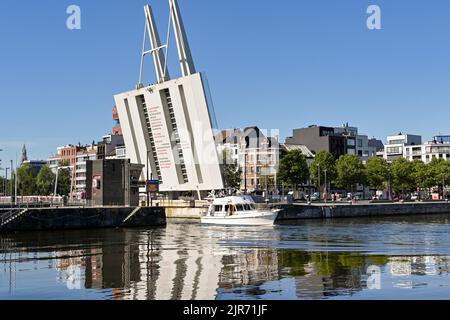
left=2, top=214, right=450, bottom=300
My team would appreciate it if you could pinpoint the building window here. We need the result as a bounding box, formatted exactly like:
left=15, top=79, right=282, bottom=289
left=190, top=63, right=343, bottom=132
left=387, top=147, right=402, bottom=154
left=389, top=139, right=405, bottom=145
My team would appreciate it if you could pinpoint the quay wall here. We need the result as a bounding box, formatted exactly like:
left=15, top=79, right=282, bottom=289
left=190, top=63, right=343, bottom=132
left=0, top=206, right=166, bottom=232
left=160, top=202, right=450, bottom=221
left=276, top=202, right=450, bottom=221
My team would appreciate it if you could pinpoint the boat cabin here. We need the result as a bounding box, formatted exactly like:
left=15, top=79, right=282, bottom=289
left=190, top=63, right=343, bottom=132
left=207, top=196, right=256, bottom=216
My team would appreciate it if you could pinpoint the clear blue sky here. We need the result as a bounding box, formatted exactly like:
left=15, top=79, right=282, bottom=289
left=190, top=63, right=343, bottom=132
left=1, top=0, right=450, bottom=165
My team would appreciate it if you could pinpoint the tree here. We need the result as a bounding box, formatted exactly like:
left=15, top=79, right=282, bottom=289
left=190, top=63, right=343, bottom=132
left=57, top=168, right=71, bottom=196
left=365, top=157, right=389, bottom=190
left=429, top=158, right=450, bottom=186
left=36, top=165, right=56, bottom=196
left=390, top=157, right=416, bottom=195
left=412, top=160, right=432, bottom=189
left=310, top=151, right=336, bottom=188
left=54, top=160, right=72, bottom=196
left=220, top=149, right=241, bottom=190
left=425, top=158, right=450, bottom=198
left=16, top=163, right=37, bottom=196
left=335, top=154, right=365, bottom=192
left=278, top=150, right=309, bottom=189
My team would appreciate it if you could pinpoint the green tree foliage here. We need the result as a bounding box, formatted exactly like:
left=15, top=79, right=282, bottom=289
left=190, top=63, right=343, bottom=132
left=0, top=176, right=11, bottom=196
left=36, top=165, right=56, bottom=196
left=57, top=168, right=71, bottom=196
left=278, top=150, right=310, bottom=189
left=310, top=151, right=336, bottom=188
left=220, top=149, right=241, bottom=189
left=260, top=174, right=275, bottom=190
left=390, top=157, right=416, bottom=195
left=427, top=158, right=450, bottom=187
left=365, top=157, right=389, bottom=190
left=16, top=163, right=37, bottom=196
left=412, top=160, right=433, bottom=189
left=53, top=159, right=72, bottom=196
left=335, top=154, right=366, bottom=191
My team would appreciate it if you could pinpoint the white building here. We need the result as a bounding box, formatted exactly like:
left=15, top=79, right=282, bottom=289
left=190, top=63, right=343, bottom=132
left=114, top=1, right=223, bottom=197
left=404, top=135, right=450, bottom=163
left=75, top=148, right=97, bottom=194
left=383, top=133, right=422, bottom=162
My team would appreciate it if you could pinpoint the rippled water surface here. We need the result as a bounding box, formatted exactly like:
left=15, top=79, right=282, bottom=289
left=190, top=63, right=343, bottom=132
left=2, top=214, right=450, bottom=300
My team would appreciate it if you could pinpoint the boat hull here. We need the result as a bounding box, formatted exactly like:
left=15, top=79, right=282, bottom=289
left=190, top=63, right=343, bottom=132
left=200, top=211, right=279, bottom=226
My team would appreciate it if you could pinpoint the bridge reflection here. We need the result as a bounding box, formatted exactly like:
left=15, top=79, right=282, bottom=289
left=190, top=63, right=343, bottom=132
left=2, top=222, right=450, bottom=299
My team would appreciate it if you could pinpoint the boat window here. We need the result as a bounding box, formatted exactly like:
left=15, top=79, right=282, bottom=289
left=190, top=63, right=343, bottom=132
left=214, top=205, right=223, bottom=213
left=225, top=205, right=237, bottom=215
left=236, top=204, right=244, bottom=211
left=244, top=204, right=251, bottom=210
left=249, top=204, right=255, bottom=210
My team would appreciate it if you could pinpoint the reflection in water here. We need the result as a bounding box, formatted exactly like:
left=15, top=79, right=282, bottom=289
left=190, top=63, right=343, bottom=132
left=3, top=214, right=450, bottom=299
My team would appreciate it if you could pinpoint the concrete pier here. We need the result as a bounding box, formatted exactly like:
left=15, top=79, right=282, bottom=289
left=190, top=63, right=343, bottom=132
left=0, top=206, right=166, bottom=232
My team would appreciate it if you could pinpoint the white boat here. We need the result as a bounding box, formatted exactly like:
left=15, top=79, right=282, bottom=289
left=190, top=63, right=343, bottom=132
left=200, top=195, right=280, bottom=226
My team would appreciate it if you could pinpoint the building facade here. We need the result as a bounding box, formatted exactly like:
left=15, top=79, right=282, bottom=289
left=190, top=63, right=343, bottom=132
left=286, top=126, right=346, bottom=160
left=383, top=133, right=422, bottom=162
left=216, top=127, right=279, bottom=193
left=286, top=124, right=381, bottom=161
left=48, top=134, right=125, bottom=198
left=403, top=136, right=450, bottom=163
left=85, top=159, right=143, bottom=206
left=114, top=2, right=223, bottom=196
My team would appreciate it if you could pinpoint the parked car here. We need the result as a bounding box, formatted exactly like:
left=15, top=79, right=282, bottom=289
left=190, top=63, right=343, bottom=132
left=411, top=193, right=419, bottom=201
left=353, top=192, right=364, bottom=200
left=309, top=192, right=320, bottom=201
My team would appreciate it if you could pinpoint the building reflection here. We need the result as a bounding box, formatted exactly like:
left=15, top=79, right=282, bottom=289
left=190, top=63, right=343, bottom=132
left=70, top=224, right=282, bottom=300
left=3, top=225, right=450, bottom=299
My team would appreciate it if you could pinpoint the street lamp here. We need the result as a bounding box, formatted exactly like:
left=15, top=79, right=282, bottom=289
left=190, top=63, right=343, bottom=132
left=4, top=168, right=8, bottom=197
left=324, top=168, right=328, bottom=203
left=388, top=166, right=392, bottom=201
left=54, top=164, right=74, bottom=206
left=147, top=150, right=150, bottom=207
left=317, top=164, right=321, bottom=201
left=442, top=173, right=446, bottom=200
left=10, top=159, right=14, bottom=208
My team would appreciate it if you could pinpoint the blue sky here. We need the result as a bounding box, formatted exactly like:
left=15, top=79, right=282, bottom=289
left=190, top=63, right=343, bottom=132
left=1, top=0, right=450, bottom=164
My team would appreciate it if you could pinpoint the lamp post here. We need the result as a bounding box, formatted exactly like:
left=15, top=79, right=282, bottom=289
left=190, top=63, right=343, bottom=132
left=0, top=149, right=3, bottom=199
left=147, top=150, right=150, bottom=207
left=388, top=167, right=392, bottom=201
left=324, top=168, right=328, bottom=203
left=5, top=168, right=8, bottom=197
left=244, top=153, right=248, bottom=195
left=317, top=164, right=321, bottom=202
left=442, top=173, right=446, bottom=200
left=10, top=160, right=14, bottom=208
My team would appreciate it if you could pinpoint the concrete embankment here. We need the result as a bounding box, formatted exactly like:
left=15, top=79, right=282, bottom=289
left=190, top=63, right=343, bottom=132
left=276, top=202, right=450, bottom=221
left=141, top=201, right=450, bottom=221
left=0, top=206, right=166, bottom=232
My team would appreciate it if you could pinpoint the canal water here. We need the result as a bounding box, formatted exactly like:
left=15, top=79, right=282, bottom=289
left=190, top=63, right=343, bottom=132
left=2, top=214, right=450, bottom=300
